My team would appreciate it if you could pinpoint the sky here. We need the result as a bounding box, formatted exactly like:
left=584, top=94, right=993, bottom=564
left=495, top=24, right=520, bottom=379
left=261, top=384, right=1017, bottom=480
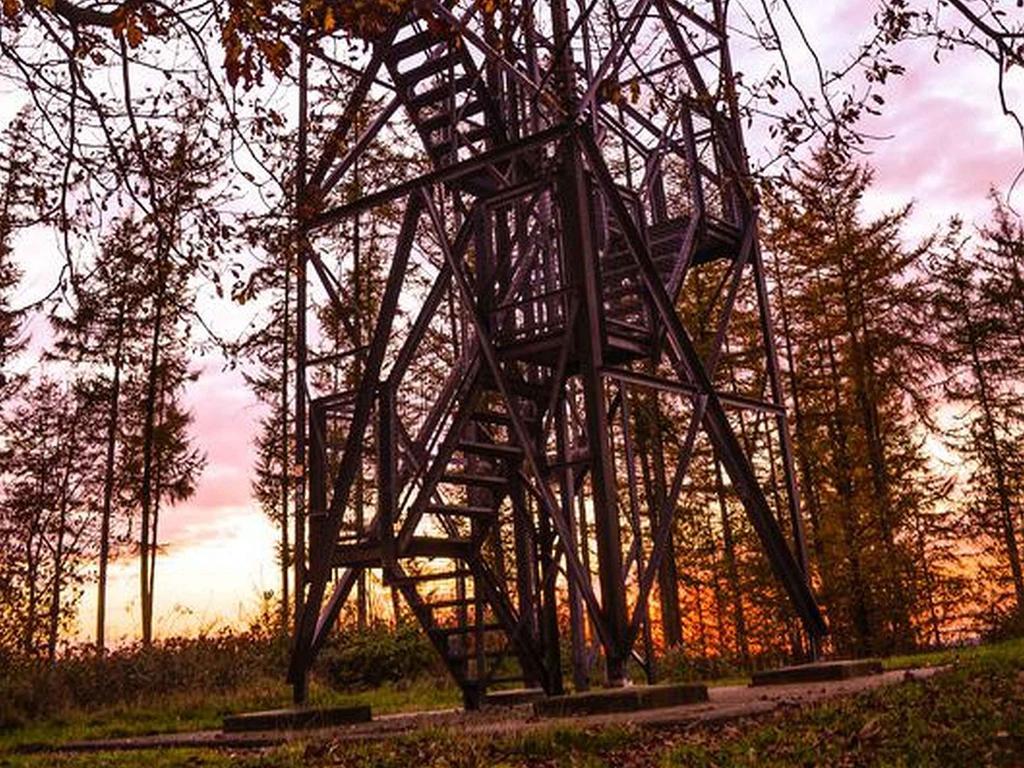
left=7, top=0, right=1024, bottom=646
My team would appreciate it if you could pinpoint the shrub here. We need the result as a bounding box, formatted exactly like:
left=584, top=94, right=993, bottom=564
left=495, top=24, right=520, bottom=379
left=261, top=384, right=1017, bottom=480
left=657, top=646, right=746, bottom=683
left=0, top=623, right=289, bottom=729
left=317, top=620, right=442, bottom=690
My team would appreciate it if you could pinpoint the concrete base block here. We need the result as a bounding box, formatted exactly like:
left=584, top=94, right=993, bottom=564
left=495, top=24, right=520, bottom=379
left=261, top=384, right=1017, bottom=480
left=483, top=688, right=546, bottom=707
left=222, top=705, right=372, bottom=733
left=751, top=659, right=883, bottom=687
left=533, top=683, right=708, bottom=717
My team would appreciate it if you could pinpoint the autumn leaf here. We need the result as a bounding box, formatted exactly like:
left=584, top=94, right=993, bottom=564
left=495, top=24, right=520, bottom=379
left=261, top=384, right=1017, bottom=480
left=2, top=0, right=20, bottom=19
left=126, top=20, right=144, bottom=48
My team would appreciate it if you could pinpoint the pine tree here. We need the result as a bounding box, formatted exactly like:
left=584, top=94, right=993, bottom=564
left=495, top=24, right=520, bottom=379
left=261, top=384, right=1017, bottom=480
left=50, top=219, right=151, bottom=651
left=123, top=111, right=224, bottom=645
left=242, top=229, right=295, bottom=631
left=930, top=221, right=1024, bottom=627
left=763, top=149, right=952, bottom=655
left=0, top=377, right=102, bottom=659
left=0, top=109, right=51, bottom=397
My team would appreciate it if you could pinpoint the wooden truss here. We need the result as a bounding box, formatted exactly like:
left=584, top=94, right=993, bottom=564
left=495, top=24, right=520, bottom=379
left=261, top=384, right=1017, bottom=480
left=287, top=0, right=827, bottom=708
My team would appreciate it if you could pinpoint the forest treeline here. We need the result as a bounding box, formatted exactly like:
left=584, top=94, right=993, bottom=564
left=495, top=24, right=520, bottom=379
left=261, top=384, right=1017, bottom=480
left=1, top=124, right=1022, bottom=667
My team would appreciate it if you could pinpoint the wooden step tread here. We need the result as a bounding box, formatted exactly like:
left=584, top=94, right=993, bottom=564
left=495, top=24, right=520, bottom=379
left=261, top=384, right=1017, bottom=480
left=333, top=535, right=474, bottom=567
left=406, top=535, right=474, bottom=560
left=431, top=124, right=494, bottom=153
left=388, top=568, right=473, bottom=584
left=397, top=53, right=459, bottom=84
left=440, top=472, right=509, bottom=489
left=458, top=440, right=524, bottom=459
left=448, top=649, right=509, bottom=662
left=487, top=675, right=526, bottom=685
left=420, top=100, right=485, bottom=133
left=391, top=28, right=440, bottom=60
left=408, top=75, right=473, bottom=109
left=426, top=503, right=497, bottom=519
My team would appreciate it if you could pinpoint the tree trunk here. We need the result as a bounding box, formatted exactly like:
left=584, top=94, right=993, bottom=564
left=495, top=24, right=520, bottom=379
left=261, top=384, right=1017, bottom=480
left=96, top=302, right=126, bottom=652
left=48, top=488, right=68, bottom=664
left=146, top=369, right=171, bottom=637
left=822, top=331, right=872, bottom=654
left=714, top=454, right=749, bottom=665
left=139, top=244, right=168, bottom=646
left=280, top=249, right=291, bottom=631
left=836, top=251, right=911, bottom=650
left=49, top=410, right=78, bottom=663
left=648, top=396, right=683, bottom=648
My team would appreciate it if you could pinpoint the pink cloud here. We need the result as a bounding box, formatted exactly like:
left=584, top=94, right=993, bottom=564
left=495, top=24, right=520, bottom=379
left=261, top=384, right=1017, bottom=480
left=157, top=358, right=265, bottom=544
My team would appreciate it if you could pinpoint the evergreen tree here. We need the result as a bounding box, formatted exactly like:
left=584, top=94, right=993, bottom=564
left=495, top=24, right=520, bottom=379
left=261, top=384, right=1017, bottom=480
left=0, top=377, right=102, bottom=659
left=763, top=149, right=954, bottom=654
left=124, top=111, right=224, bottom=645
left=930, top=220, right=1024, bottom=627
left=0, top=110, right=52, bottom=397
left=50, top=219, right=150, bottom=651
left=241, top=225, right=295, bottom=631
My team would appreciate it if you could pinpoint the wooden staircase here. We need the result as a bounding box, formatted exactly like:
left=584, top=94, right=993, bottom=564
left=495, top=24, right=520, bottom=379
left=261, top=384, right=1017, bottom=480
left=384, top=10, right=508, bottom=195
left=322, top=358, right=553, bottom=707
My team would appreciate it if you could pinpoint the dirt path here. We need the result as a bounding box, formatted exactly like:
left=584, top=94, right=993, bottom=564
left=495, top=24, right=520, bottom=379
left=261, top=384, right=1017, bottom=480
left=27, top=666, right=944, bottom=754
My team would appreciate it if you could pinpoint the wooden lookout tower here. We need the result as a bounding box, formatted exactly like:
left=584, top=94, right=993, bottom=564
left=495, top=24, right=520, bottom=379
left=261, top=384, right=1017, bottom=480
left=287, top=0, right=827, bottom=707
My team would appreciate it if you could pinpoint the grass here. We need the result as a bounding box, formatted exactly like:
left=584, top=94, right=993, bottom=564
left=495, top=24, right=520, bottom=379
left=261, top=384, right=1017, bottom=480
left=880, top=638, right=1017, bottom=671
left=664, top=638, right=1024, bottom=767
left=4, top=639, right=1024, bottom=766
left=0, top=675, right=459, bottom=755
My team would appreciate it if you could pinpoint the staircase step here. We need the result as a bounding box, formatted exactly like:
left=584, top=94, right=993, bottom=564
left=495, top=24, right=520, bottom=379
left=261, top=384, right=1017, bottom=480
left=602, top=249, right=676, bottom=277
left=397, top=53, right=458, bottom=85
left=606, top=295, right=644, bottom=312
left=391, top=28, right=441, bottom=60
left=480, top=374, right=547, bottom=399
left=332, top=534, right=475, bottom=566
left=488, top=674, right=526, bottom=684
left=449, top=648, right=509, bottom=662
left=603, top=281, right=646, bottom=301
left=440, top=472, right=509, bottom=489
left=420, top=100, right=485, bottom=133
left=426, top=503, right=497, bottom=520
left=458, top=440, right=524, bottom=460
left=408, top=76, right=473, bottom=109
left=332, top=543, right=379, bottom=567
left=388, top=568, right=473, bottom=584
left=431, top=124, right=494, bottom=154
left=407, top=535, right=475, bottom=560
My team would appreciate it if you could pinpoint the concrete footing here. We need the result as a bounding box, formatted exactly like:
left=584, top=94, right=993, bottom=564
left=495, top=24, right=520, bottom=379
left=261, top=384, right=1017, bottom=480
left=483, top=688, right=546, bottom=707
left=751, top=659, right=883, bottom=687
left=222, top=705, right=372, bottom=733
left=533, top=683, right=708, bottom=717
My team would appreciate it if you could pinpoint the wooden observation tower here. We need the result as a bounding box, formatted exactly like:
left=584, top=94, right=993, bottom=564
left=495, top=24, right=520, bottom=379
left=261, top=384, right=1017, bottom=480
left=287, top=0, right=827, bottom=707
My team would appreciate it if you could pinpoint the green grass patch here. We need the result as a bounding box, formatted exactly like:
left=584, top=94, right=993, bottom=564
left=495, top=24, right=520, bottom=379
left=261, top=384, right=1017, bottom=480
left=882, top=636, right=1024, bottom=670
left=664, top=640, right=1024, bottom=767
left=0, top=676, right=458, bottom=755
